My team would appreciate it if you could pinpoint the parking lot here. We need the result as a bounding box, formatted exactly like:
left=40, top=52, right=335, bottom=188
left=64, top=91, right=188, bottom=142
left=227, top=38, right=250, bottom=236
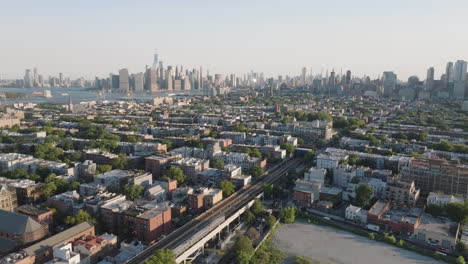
left=273, top=222, right=445, bottom=264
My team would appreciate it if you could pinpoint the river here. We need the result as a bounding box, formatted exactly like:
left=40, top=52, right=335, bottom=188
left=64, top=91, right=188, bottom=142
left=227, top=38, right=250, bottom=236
left=0, top=87, right=203, bottom=104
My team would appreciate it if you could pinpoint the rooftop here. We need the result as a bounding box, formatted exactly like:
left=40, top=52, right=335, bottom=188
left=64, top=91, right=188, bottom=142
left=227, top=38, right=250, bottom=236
left=16, top=205, right=51, bottom=217
left=0, top=210, right=45, bottom=235
left=24, top=221, right=94, bottom=256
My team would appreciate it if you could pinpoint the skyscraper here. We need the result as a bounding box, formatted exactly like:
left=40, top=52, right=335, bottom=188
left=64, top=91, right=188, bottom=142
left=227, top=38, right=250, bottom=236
left=382, top=71, right=397, bottom=97
left=453, top=60, right=467, bottom=99
left=119, top=69, right=130, bottom=92
left=134, top=72, right=144, bottom=92
left=301, top=67, right=307, bottom=84
left=144, top=66, right=159, bottom=92
left=24, top=69, right=33, bottom=88
left=445, top=62, right=454, bottom=89
left=153, top=51, right=159, bottom=69
left=425, top=67, right=435, bottom=91
left=345, top=70, right=352, bottom=85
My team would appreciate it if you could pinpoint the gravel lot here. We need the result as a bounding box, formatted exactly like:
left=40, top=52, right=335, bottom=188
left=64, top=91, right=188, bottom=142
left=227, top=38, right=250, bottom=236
left=273, top=222, right=445, bottom=264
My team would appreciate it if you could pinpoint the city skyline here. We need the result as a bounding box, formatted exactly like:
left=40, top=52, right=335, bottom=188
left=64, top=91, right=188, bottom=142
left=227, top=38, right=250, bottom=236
left=1, top=0, right=468, bottom=80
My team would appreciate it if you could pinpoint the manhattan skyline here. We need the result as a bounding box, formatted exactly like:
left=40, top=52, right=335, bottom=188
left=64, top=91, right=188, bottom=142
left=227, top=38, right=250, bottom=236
left=1, top=0, right=468, bottom=80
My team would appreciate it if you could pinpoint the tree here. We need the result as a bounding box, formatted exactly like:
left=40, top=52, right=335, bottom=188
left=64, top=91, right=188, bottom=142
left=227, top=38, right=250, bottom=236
left=262, top=184, right=273, bottom=199
left=235, top=236, right=254, bottom=264
left=280, top=143, right=295, bottom=156
left=350, top=176, right=360, bottom=184
left=251, top=148, right=262, bottom=158
left=42, top=182, right=57, bottom=198
left=368, top=233, right=375, bottom=240
left=111, top=154, right=128, bottom=170
left=446, top=202, right=467, bottom=223
left=457, top=241, right=466, bottom=252
left=68, top=181, right=80, bottom=191
left=293, top=256, right=312, bottom=264
left=34, top=143, right=64, bottom=161
left=355, top=184, right=374, bottom=208
left=96, top=165, right=112, bottom=174
left=396, top=239, right=405, bottom=247
left=211, top=158, right=225, bottom=169
left=36, top=165, right=52, bottom=180
left=144, top=249, right=177, bottom=264
left=272, top=185, right=283, bottom=199
left=123, top=184, right=145, bottom=201
left=304, top=151, right=315, bottom=165
left=219, top=180, right=235, bottom=197
left=426, top=204, right=445, bottom=217
left=165, top=167, right=186, bottom=184
left=456, top=256, right=466, bottom=264
left=58, top=138, right=74, bottom=151
left=348, top=154, right=360, bottom=166
left=245, top=210, right=256, bottom=225
left=281, top=206, right=296, bottom=224
left=249, top=166, right=264, bottom=178
left=385, top=235, right=397, bottom=244
left=65, top=209, right=96, bottom=226
left=251, top=199, right=265, bottom=215
left=266, top=215, right=276, bottom=228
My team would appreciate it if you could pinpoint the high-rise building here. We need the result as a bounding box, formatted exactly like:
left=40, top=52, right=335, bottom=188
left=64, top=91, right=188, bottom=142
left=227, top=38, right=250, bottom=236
left=453, top=60, right=467, bottom=99
left=230, top=74, right=236, bottom=87
left=153, top=51, right=159, bottom=69
left=145, top=67, right=158, bottom=92
left=382, top=71, right=397, bottom=97
left=301, top=67, right=307, bottom=84
left=33, top=68, right=38, bottom=87
left=345, top=70, right=352, bottom=85
left=425, top=67, right=434, bottom=91
left=445, top=62, right=454, bottom=91
left=134, top=72, right=144, bottom=92
left=119, top=69, right=130, bottom=92
left=110, top=74, right=119, bottom=90
left=24, top=69, right=33, bottom=88
left=166, top=66, right=173, bottom=90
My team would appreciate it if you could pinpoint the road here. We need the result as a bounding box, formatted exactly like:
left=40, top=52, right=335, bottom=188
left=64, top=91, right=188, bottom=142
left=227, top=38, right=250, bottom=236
left=125, top=158, right=302, bottom=264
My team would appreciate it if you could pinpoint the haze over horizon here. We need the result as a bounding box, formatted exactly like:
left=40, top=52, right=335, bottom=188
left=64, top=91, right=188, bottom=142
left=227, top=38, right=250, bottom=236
left=1, top=0, right=468, bottom=80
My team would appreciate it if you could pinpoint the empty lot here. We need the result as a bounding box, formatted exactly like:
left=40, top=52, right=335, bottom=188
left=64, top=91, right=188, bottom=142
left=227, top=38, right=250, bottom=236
left=273, top=222, right=444, bottom=264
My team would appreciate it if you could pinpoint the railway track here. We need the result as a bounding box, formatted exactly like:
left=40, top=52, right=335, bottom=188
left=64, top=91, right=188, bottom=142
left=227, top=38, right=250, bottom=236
left=125, top=158, right=301, bottom=264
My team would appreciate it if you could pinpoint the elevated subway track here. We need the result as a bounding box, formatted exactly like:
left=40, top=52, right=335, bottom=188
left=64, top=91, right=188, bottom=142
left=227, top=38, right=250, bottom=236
left=125, top=158, right=302, bottom=264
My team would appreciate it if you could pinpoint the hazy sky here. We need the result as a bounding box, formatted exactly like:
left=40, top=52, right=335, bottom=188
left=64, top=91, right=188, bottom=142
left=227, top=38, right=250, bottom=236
left=1, top=0, right=468, bottom=80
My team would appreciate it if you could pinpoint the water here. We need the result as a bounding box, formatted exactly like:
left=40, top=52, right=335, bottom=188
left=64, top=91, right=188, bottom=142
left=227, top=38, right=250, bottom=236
left=0, top=87, right=203, bottom=104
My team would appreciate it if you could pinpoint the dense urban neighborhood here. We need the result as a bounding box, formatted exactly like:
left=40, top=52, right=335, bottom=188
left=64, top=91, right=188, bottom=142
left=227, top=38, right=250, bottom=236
left=0, top=79, right=466, bottom=264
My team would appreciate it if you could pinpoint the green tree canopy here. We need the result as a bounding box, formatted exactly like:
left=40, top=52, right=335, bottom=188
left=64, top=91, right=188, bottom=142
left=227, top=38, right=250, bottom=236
left=266, top=214, right=276, bottom=228
left=64, top=209, right=96, bottom=226
left=456, top=256, right=466, bottom=264
left=235, top=236, right=254, bottom=264
left=34, top=143, right=64, bottom=161
left=245, top=210, right=256, bottom=226
left=249, top=166, right=264, bottom=178
left=211, top=158, right=225, bottom=169
left=165, top=167, right=186, bottom=184
left=293, top=256, right=312, bottom=264
left=251, top=199, right=266, bottom=215
left=280, top=143, right=295, bottom=156
left=355, top=184, right=374, bottom=208
left=96, top=164, right=112, bottom=174
left=144, top=249, right=177, bottom=264
left=123, top=184, right=145, bottom=201
left=262, top=184, right=273, bottom=199
left=281, top=206, right=296, bottom=224
left=219, top=180, right=235, bottom=197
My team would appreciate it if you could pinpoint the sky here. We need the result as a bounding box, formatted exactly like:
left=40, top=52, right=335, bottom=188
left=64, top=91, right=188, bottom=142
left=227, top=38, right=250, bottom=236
left=1, top=0, right=468, bottom=80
